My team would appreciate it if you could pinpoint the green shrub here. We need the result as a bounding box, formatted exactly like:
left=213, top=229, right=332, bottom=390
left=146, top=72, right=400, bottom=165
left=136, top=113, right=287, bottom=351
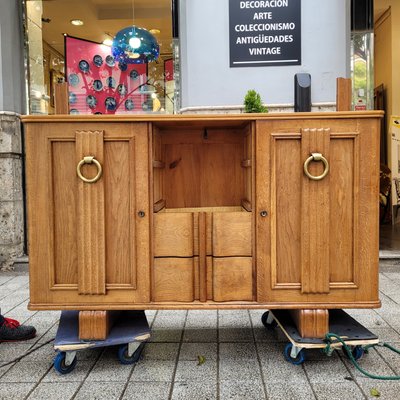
left=243, top=90, right=268, bottom=113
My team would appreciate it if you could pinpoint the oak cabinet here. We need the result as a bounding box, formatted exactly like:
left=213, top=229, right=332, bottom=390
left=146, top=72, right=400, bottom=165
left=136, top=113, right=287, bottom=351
left=23, top=112, right=381, bottom=311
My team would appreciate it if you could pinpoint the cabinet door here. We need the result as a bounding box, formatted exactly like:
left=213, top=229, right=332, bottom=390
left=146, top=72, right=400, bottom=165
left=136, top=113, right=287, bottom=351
left=256, top=118, right=380, bottom=306
left=25, top=122, right=150, bottom=308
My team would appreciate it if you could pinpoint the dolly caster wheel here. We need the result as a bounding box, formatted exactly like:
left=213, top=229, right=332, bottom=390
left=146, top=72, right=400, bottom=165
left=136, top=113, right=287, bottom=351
left=118, top=342, right=145, bottom=365
left=343, top=345, right=364, bottom=361
left=284, top=343, right=306, bottom=365
left=261, top=311, right=278, bottom=329
left=54, top=351, right=77, bottom=374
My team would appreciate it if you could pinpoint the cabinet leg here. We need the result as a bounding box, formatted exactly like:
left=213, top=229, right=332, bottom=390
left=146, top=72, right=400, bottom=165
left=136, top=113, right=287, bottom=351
left=79, top=311, right=120, bottom=340
left=289, top=309, right=329, bottom=339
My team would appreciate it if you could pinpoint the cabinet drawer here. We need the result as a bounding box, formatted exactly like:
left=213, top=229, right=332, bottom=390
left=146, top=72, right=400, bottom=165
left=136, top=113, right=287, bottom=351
left=212, top=257, right=253, bottom=301
left=153, top=257, right=196, bottom=302
left=154, top=213, right=195, bottom=257
left=213, top=212, right=252, bottom=256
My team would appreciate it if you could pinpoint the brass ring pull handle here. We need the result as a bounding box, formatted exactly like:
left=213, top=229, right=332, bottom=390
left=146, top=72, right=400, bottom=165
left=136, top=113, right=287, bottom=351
left=77, top=156, right=103, bottom=183
left=303, top=153, right=329, bottom=181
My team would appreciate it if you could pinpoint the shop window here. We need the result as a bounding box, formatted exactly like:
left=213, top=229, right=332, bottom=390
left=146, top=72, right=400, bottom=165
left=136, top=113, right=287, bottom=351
left=24, top=0, right=177, bottom=115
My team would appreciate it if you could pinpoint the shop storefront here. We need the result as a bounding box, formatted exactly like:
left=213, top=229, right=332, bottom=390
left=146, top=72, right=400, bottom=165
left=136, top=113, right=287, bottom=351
left=0, top=0, right=384, bottom=271
left=22, top=0, right=354, bottom=116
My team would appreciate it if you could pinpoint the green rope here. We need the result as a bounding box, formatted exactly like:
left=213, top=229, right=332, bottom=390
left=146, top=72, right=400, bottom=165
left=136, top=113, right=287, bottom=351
left=324, top=333, right=400, bottom=380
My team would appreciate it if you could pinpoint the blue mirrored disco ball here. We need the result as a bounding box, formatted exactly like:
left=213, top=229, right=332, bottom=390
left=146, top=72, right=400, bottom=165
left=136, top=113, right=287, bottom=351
left=112, top=26, right=159, bottom=64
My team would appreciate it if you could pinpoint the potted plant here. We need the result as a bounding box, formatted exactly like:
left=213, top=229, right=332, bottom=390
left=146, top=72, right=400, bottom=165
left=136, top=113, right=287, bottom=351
left=243, top=90, right=268, bottom=113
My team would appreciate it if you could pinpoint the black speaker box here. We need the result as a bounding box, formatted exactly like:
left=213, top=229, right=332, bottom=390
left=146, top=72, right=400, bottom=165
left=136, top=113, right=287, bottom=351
left=294, top=73, right=311, bottom=112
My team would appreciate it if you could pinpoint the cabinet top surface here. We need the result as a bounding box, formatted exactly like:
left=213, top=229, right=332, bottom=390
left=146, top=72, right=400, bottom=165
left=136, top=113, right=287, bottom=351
left=21, top=111, right=384, bottom=124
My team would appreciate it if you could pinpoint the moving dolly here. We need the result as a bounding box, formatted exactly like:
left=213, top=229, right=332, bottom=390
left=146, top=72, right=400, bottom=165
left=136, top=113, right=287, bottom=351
left=53, top=310, right=150, bottom=374
left=261, top=309, right=379, bottom=365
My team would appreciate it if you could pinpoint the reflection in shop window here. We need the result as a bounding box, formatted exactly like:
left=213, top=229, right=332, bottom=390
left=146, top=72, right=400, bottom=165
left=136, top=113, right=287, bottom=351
left=25, top=0, right=177, bottom=115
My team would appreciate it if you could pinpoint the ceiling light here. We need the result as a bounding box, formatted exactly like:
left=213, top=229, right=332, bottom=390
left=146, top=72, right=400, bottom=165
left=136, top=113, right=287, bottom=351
left=112, top=26, right=159, bottom=64
left=102, top=38, right=113, bottom=46
left=70, top=19, right=84, bottom=26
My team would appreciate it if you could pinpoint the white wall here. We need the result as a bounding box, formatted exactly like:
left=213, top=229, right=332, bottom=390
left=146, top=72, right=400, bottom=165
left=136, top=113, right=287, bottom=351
left=180, top=0, right=350, bottom=108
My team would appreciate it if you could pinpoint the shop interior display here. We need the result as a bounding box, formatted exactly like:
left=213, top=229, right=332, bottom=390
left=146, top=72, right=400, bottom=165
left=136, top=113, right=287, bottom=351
left=66, top=36, right=148, bottom=115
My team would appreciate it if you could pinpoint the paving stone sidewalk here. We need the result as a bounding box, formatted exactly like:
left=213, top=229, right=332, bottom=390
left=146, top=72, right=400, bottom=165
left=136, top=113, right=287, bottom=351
left=0, top=262, right=399, bottom=400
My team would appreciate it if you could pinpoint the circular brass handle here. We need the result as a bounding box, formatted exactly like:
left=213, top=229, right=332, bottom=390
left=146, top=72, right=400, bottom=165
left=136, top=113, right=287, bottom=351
left=303, top=153, right=329, bottom=181
left=260, top=211, right=268, bottom=217
left=77, top=156, right=102, bottom=183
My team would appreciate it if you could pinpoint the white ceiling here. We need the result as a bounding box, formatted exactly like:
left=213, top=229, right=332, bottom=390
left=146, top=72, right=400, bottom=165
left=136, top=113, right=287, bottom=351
left=34, top=0, right=172, bottom=55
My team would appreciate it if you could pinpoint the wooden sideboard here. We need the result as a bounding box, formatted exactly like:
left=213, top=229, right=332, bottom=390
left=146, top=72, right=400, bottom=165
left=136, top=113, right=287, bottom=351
left=22, top=112, right=382, bottom=331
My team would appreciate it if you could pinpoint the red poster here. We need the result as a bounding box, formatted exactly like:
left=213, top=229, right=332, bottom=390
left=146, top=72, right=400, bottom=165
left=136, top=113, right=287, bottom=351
left=164, top=59, right=174, bottom=82
left=65, top=36, right=148, bottom=115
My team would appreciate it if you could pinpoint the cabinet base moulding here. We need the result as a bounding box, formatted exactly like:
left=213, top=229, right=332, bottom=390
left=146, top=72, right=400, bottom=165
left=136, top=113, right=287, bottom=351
left=289, top=309, right=329, bottom=338
left=78, top=310, right=121, bottom=340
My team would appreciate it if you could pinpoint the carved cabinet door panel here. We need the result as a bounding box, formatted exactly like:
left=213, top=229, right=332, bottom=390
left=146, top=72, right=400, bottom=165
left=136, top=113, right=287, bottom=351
left=255, top=118, right=380, bottom=307
left=25, top=121, right=150, bottom=309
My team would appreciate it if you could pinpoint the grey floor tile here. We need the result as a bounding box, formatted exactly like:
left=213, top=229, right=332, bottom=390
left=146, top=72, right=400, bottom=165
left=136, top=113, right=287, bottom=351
left=347, top=312, right=390, bottom=329
left=375, top=345, right=400, bottom=374
left=304, top=359, right=352, bottom=383
left=172, top=381, right=217, bottom=400
left=265, top=382, right=316, bottom=400
left=368, top=327, right=400, bottom=343
left=153, top=314, right=187, bottom=325
left=157, top=310, right=187, bottom=317
left=218, top=311, right=252, bottom=342
left=219, top=327, right=253, bottom=343
left=122, top=382, right=171, bottom=400
left=261, top=358, right=309, bottom=383
left=312, top=382, right=365, bottom=400
left=186, top=310, right=218, bottom=326
left=183, top=311, right=217, bottom=342
left=0, top=363, right=14, bottom=379
left=219, top=342, right=257, bottom=360
left=342, top=348, right=395, bottom=381
left=358, top=381, right=400, bottom=399
left=130, top=360, right=175, bottom=382
left=174, top=360, right=217, bottom=382
left=0, top=360, right=52, bottom=383
left=0, top=342, right=32, bottom=362
left=85, top=359, right=133, bottom=382
left=303, top=348, right=339, bottom=362
left=151, top=316, right=185, bottom=342
left=0, top=382, right=35, bottom=400
left=143, top=343, right=180, bottom=361
left=219, top=359, right=262, bottom=381
left=257, top=341, right=287, bottom=361
left=179, top=343, right=217, bottom=361
left=183, top=328, right=217, bottom=342
left=27, top=382, right=80, bottom=400
left=0, top=276, right=14, bottom=286
left=37, top=324, right=59, bottom=344
left=74, top=381, right=125, bottom=399
left=22, top=342, right=57, bottom=363
left=43, top=360, right=95, bottom=382
left=220, top=379, right=266, bottom=400
left=254, top=326, right=288, bottom=343
left=151, top=329, right=183, bottom=343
